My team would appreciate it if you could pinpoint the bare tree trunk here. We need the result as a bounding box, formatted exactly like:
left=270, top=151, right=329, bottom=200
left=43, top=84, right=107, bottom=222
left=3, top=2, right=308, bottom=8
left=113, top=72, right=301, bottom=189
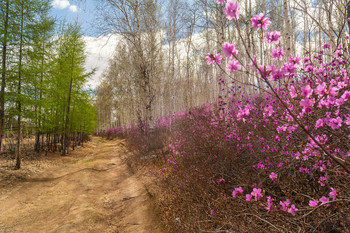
left=283, top=0, right=291, bottom=58
left=325, top=1, right=336, bottom=47
left=347, top=1, right=350, bottom=33
left=15, top=0, right=25, bottom=170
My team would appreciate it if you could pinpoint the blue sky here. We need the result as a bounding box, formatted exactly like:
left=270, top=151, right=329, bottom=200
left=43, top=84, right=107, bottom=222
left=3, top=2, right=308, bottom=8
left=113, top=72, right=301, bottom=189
left=50, top=0, right=99, bottom=36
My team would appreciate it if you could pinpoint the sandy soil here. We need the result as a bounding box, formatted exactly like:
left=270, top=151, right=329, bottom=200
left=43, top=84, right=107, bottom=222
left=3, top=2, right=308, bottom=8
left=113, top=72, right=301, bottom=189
left=0, top=137, right=162, bottom=233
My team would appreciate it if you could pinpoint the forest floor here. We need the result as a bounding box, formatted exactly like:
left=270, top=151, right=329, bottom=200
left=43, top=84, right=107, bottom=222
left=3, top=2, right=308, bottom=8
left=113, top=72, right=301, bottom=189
left=0, top=137, right=162, bottom=233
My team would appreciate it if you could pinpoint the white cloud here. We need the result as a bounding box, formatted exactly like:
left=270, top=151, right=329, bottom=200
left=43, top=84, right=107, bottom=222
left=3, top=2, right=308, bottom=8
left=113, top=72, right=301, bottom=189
left=52, top=0, right=79, bottom=12
left=83, top=34, right=121, bottom=87
left=69, top=5, right=78, bottom=12
left=51, top=0, right=70, bottom=9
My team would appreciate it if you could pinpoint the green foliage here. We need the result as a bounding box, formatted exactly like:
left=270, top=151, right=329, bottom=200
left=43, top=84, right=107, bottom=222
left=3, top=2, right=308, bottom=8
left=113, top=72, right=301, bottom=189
left=0, top=0, right=96, bottom=159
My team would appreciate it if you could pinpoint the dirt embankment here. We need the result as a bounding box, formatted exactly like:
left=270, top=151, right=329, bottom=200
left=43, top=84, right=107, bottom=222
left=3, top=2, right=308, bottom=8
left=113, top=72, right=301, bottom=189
left=0, top=137, right=162, bottom=233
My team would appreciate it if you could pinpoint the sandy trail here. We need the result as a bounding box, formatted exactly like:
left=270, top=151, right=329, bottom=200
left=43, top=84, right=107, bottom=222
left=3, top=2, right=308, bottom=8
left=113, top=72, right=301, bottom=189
left=0, top=137, right=161, bottom=233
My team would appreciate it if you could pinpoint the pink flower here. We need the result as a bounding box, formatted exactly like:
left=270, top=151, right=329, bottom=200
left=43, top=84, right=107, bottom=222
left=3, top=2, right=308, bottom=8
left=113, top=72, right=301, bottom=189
left=322, top=42, right=331, bottom=49
left=237, top=104, right=251, bottom=120
left=216, top=0, right=226, bottom=4
left=251, top=12, right=271, bottom=31
left=259, top=65, right=274, bottom=78
left=319, top=196, right=329, bottom=205
left=215, top=53, right=223, bottom=64
left=232, top=186, right=244, bottom=198
left=315, top=119, right=325, bottom=129
left=341, top=91, right=350, bottom=100
left=315, top=82, right=326, bottom=96
left=263, top=105, right=274, bottom=117
left=280, top=199, right=290, bottom=211
left=270, top=68, right=285, bottom=81
left=266, top=31, right=281, bottom=44
left=206, top=53, right=222, bottom=65
left=251, top=188, right=263, bottom=201
left=301, top=85, right=313, bottom=98
left=217, top=178, right=225, bottom=184
left=329, top=187, right=338, bottom=200
left=328, top=86, right=339, bottom=97
left=300, top=167, right=310, bottom=173
left=271, top=47, right=284, bottom=60
left=227, top=59, right=241, bottom=73
left=300, top=98, right=315, bottom=114
left=266, top=196, right=273, bottom=212
left=269, top=172, right=278, bottom=180
left=245, top=194, right=252, bottom=202
left=206, top=53, right=215, bottom=65
left=287, top=204, right=298, bottom=216
left=224, top=2, right=240, bottom=20
left=282, top=63, right=296, bottom=76
left=334, top=49, right=343, bottom=59
left=328, top=117, right=342, bottom=130
left=222, top=42, right=238, bottom=58
left=309, top=200, right=318, bottom=207
left=289, top=55, right=301, bottom=65
left=290, top=85, right=298, bottom=98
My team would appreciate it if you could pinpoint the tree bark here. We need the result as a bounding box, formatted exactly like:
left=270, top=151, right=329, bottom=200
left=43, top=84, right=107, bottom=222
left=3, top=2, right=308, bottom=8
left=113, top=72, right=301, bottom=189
left=347, top=1, right=350, bottom=33
left=63, top=43, right=76, bottom=155
left=0, top=0, right=10, bottom=154
left=283, top=0, right=291, bottom=59
left=15, top=0, right=25, bottom=170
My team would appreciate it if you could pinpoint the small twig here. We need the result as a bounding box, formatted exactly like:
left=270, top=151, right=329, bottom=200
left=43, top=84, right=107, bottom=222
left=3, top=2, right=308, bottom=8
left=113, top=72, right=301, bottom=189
left=236, top=213, right=286, bottom=232
left=297, top=199, right=350, bottom=220
left=312, top=213, right=338, bottom=233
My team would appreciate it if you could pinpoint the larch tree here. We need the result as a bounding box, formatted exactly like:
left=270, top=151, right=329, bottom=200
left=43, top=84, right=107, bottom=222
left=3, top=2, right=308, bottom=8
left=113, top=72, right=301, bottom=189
left=53, top=23, right=91, bottom=155
left=11, top=0, right=47, bottom=169
left=27, top=1, right=55, bottom=154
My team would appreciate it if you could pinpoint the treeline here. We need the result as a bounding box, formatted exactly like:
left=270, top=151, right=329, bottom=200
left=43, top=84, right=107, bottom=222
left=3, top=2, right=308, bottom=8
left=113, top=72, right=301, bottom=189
left=0, top=0, right=96, bottom=169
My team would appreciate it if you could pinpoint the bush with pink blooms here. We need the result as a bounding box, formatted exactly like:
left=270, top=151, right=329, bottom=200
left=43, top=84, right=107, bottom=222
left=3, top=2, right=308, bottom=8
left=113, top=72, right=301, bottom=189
left=101, top=126, right=125, bottom=139
left=155, top=1, right=350, bottom=232
left=102, top=1, right=350, bottom=232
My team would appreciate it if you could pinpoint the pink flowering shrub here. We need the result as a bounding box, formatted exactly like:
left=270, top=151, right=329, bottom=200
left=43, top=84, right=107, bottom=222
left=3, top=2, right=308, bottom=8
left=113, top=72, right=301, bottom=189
left=102, top=126, right=125, bottom=139
left=155, top=1, right=350, bottom=232
left=101, top=112, right=189, bottom=160
left=102, top=1, right=350, bottom=232
left=157, top=84, right=349, bottom=231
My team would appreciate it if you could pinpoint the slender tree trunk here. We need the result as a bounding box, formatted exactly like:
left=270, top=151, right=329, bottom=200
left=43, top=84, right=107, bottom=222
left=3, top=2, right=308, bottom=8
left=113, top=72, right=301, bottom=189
left=82, top=122, right=85, bottom=147
left=35, top=40, right=45, bottom=154
left=15, top=1, right=25, bottom=170
left=0, top=0, right=10, bottom=153
left=347, top=2, right=350, bottom=33
left=283, top=0, right=291, bottom=58
left=69, top=104, right=75, bottom=150
left=63, top=43, right=76, bottom=155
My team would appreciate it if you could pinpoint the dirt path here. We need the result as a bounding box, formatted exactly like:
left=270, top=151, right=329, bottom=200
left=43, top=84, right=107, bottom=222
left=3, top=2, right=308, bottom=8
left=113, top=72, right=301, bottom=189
left=0, top=137, right=162, bottom=233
